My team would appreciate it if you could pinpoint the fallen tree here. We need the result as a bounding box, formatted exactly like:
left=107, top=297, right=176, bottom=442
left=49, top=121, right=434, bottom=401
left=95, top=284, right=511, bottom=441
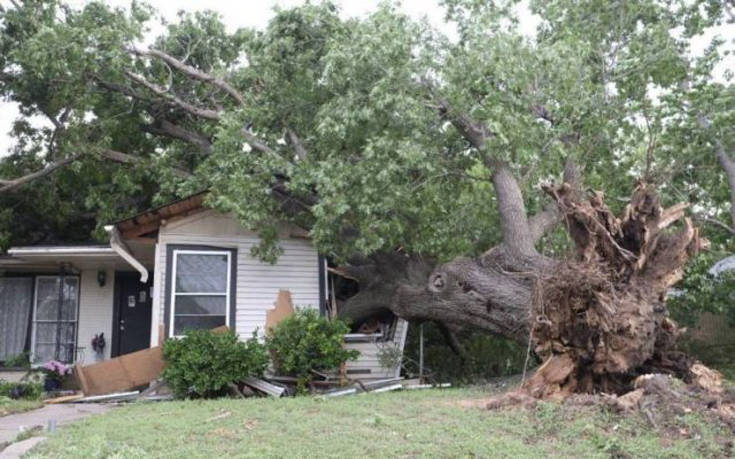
left=338, top=179, right=709, bottom=398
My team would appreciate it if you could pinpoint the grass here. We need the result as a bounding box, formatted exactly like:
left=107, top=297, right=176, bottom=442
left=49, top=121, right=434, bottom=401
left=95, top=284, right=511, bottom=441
left=25, top=386, right=733, bottom=458
left=0, top=397, right=42, bottom=417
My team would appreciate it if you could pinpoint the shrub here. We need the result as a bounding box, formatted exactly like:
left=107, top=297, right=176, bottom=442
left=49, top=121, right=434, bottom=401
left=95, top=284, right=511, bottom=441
left=0, top=380, right=42, bottom=400
left=2, top=352, right=30, bottom=369
left=266, top=309, right=359, bottom=392
left=162, top=330, right=268, bottom=399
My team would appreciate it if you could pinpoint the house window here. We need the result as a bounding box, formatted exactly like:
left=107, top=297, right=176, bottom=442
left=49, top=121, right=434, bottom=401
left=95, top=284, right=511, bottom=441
left=31, top=276, right=79, bottom=364
left=0, top=278, right=33, bottom=363
left=169, top=249, right=233, bottom=337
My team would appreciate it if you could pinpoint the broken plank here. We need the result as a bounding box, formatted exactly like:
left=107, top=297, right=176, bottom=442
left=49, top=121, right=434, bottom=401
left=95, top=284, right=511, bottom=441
left=43, top=393, right=84, bottom=404
left=243, top=377, right=285, bottom=397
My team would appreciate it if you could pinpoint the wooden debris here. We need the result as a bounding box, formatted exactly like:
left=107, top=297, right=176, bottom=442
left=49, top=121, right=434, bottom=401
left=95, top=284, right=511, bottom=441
left=228, top=383, right=247, bottom=399
left=691, top=363, right=723, bottom=394
left=243, top=377, right=285, bottom=397
left=43, top=393, right=84, bottom=404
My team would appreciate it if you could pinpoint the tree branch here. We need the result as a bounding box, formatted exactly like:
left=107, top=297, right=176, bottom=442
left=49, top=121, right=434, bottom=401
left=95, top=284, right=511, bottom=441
left=286, top=128, right=308, bottom=161
left=492, top=162, right=536, bottom=255
left=141, top=118, right=212, bottom=154
left=125, top=71, right=221, bottom=121
left=698, top=115, right=735, bottom=229
left=693, top=214, right=735, bottom=235
left=99, top=150, right=192, bottom=178
left=0, top=155, right=80, bottom=193
left=528, top=159, right=582, bottom=241
left=94, top=77, right=152, bottom=103
left=131, top=47, right=245, bottom=106
left=421, top=79, right=493, bottom=151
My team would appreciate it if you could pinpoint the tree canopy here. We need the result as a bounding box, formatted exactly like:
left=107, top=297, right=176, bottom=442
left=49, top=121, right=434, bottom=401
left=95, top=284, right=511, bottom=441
left=0, top=0, right=732, bottom=279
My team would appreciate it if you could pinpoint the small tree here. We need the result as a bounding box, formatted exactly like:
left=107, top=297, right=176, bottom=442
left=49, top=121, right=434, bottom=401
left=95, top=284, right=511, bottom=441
left=162, top=330, right=268, bottom=399
left=266, top=309, right=359, bottom=392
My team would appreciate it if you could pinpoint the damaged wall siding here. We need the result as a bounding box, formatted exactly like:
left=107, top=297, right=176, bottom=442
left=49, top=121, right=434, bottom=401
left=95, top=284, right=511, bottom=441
left=151, top=210, right=321, bottom=344
left=77, top=269, right=114, bottom=363
left=344, top=319, right=409, bottom=379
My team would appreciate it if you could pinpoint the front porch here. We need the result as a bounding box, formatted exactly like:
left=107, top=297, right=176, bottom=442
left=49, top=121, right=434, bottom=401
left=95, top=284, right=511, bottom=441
left=0, top=243, right=154, bottom=368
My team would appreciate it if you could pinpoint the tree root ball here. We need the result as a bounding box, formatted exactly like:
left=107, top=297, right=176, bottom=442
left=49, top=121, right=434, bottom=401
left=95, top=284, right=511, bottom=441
left=523, top=182, right=708, bottom=398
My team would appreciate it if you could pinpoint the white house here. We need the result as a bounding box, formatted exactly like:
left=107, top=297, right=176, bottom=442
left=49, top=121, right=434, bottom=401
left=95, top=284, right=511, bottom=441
left=0, top=192, right=406, bottom=380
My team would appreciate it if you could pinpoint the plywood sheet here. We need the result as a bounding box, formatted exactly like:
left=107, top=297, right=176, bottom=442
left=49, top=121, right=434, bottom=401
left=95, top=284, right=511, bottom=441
left=265, top=289, right=294, bottom=333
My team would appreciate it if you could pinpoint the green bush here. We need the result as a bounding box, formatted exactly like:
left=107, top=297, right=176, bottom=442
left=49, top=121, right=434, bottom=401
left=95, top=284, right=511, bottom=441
left=266, top=309, right=359, bottom=391
left=162, top=330, right=268, bottom=399
left=1, top=352, right=31, bottom=369
left=0, top=380, right=42, bottom=400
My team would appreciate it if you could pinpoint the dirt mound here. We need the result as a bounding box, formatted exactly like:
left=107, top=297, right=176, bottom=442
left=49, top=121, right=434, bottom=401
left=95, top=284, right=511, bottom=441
left=482, top=370, right=735, bottom=438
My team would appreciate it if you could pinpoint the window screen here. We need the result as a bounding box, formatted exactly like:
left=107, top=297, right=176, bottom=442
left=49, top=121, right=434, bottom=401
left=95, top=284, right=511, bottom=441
left=170, top=251, right=231, bottom=336
left=32, top=276, right=79, bottom=363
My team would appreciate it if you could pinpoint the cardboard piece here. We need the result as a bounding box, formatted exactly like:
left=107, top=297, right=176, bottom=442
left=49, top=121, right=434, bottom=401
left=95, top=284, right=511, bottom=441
left=74, top=346, right=165, bottom=396
left=265, top=290, right=294, bottom=333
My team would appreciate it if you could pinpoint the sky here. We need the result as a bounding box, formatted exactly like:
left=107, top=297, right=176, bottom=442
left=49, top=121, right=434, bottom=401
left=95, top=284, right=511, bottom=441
left=0, top=0, right=731, bottom=157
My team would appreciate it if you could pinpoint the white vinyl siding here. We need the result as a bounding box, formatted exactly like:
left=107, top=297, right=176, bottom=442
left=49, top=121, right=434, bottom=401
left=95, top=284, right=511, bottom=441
left=76, top=269, right=114, bottom=364
left=152, top=210, right=321, bottom=342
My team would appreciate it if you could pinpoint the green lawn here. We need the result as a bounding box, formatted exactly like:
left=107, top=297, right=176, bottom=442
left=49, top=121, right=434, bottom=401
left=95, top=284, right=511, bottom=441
left=26, top=387, right=731, bottom=458
left=0, top=398, right=42, bottom=417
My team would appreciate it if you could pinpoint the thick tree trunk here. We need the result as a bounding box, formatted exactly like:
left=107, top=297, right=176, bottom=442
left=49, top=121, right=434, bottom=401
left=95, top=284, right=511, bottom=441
left=339, top=181, right=705, bottom=397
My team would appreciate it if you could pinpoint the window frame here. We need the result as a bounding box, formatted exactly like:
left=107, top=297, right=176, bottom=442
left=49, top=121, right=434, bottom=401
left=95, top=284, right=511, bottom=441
left=30, top=274, right=80, bottom=364
left=165, top=246, right=237, bottom=338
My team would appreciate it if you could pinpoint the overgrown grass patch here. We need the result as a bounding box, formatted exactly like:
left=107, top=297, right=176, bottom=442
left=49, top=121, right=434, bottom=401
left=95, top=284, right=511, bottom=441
left=27, top=387, right=732, bottom=458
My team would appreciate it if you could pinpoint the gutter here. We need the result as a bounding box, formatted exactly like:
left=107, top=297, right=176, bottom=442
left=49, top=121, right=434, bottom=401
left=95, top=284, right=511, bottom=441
left=8, top=246, right=116, bottom=256
left=105, top=225, right=149, bottom=283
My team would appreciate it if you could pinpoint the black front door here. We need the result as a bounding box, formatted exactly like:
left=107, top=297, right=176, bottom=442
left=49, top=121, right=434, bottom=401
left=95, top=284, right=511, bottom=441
left=114, top=272, right=153, bottom=357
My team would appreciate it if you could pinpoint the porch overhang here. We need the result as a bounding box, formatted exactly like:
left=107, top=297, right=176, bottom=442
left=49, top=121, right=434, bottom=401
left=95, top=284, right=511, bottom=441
left=1, top=245, right=150, bottom=272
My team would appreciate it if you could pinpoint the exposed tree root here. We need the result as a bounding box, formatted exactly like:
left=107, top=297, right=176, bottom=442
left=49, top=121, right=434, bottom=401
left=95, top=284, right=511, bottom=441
left=524, top=182, right=708, bottom=398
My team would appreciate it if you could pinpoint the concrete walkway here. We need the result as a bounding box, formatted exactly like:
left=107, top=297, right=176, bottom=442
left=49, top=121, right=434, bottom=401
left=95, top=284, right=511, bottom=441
left=0, top=404, right=110, bottom=446
left=0, top=437, right=47, bottom=459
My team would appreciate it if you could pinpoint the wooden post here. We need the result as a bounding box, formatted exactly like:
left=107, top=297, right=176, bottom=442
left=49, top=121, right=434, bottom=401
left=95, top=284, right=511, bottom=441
left=419, top=323, right=424, bottom=383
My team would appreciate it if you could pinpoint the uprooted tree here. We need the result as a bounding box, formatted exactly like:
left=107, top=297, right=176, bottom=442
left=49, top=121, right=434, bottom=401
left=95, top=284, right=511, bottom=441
left=1, top=1, right=734, bottom=397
